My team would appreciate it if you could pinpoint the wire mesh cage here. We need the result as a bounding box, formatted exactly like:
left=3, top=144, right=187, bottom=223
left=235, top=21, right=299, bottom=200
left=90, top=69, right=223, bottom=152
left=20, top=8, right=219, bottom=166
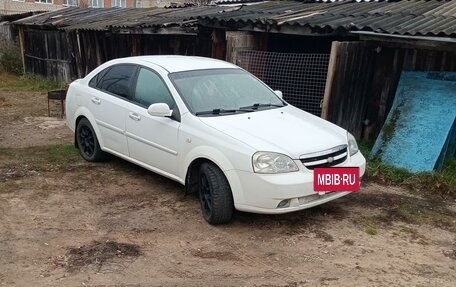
left=236, top=50, right=330, bottom=116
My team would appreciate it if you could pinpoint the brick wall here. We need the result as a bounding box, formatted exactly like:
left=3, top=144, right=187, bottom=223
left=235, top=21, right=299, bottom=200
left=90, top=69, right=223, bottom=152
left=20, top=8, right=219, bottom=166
left=5, top=0, right=182, bottom=10
left=23, top=0, right=136, bottom=7
left=24, top=0, right=65, bottom=5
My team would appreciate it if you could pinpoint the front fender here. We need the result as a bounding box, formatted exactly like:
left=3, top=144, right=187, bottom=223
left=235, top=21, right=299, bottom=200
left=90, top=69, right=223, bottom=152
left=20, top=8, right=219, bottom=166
left=182, top=145, right=235, bottom=175
left=181, top=145, right=246, bottom=204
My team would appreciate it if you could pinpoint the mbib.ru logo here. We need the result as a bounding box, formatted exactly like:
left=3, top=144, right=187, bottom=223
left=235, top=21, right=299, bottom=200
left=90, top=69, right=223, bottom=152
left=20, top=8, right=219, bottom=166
left=313, top=167, right=360, bottom=192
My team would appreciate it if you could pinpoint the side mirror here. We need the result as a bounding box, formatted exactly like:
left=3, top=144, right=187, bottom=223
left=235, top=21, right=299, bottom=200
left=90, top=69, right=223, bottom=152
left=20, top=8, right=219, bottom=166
left=147, top=103, right=173, bottom=117
left=274, top=90, right=283, bottom=99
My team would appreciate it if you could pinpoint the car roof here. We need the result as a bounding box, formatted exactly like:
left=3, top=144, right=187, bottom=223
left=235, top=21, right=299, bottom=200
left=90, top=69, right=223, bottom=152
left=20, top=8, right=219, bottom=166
left=110, top=55, right=239, bottom=73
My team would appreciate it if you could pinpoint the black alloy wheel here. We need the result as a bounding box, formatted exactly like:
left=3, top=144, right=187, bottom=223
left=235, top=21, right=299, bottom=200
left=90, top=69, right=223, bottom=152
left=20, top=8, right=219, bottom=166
left=198, top=162, right=234, bottom=224
left=76, top=118, right=107, bottom=162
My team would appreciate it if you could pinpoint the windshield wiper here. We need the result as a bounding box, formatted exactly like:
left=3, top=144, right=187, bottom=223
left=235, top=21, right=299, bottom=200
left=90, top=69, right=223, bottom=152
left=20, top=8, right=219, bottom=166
left=240, top=103, right=285, bottom=110
left=195, top=108, right=254, bottom=116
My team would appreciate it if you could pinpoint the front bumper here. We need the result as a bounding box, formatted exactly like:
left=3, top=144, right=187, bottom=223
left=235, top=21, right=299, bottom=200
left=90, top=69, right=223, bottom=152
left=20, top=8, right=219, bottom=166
left=226, top=152, right=366, bottom=214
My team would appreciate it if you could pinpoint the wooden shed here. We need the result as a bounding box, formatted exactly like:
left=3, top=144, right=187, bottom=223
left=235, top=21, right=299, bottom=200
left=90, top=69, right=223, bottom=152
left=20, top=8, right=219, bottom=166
left=13, top=6, right=223, bottom=82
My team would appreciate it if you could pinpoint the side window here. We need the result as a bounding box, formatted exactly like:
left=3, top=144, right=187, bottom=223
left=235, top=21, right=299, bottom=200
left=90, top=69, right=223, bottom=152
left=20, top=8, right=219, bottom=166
left=133, top=68, right=174, bottom=108
left=89, top=67, right=109, bottom=88
left=91, top=65, right=137, bottom=98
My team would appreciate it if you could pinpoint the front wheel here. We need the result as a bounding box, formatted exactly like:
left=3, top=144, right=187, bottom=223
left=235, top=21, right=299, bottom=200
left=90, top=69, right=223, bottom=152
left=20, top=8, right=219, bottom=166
left=198, top=162, right=234, bottom=225
left=76, top=118, right=107, bottom=162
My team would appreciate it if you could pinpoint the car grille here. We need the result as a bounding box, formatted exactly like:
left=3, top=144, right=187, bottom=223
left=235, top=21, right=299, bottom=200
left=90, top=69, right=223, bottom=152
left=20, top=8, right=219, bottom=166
left=300, top=145, right=348, bottom=170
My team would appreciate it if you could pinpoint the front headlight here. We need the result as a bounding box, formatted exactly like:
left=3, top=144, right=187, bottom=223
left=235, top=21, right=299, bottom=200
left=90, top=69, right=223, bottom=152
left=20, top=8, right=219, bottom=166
left=252, top=152, right=299, bottom=174
left=347, top=132, right=359, bottom=156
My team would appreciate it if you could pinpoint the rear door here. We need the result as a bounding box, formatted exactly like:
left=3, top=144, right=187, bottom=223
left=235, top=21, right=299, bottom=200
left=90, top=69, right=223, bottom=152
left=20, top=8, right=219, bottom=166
left=86, top=64, right=137, bottom=156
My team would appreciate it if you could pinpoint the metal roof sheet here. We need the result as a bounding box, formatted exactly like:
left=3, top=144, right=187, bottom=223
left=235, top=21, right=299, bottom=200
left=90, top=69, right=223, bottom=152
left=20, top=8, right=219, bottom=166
left=14, top=0, right=456, bottom=37
left=199, top=0, right=456, bottom=36
left=14, top=6, right=226, bottom=32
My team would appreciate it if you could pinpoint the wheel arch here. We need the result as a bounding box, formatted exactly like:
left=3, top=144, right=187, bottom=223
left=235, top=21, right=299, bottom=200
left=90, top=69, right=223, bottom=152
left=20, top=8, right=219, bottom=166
left=182, top=145, right=248, bottom=205
left=184, top=154, right=238, bottom=202
left=184, top=157, right=212, bottom=195
left=73, top=107, right=104, bottom=149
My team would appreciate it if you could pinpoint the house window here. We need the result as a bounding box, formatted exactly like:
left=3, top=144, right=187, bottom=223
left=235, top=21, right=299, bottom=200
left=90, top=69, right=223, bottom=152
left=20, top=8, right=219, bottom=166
left=111, top=0, right=126, bottom=7
left=88, top=0, right=104, bottom=7
left=63, top=0, right=78, bottom=6
left=35, top=0, right=53, bottom=4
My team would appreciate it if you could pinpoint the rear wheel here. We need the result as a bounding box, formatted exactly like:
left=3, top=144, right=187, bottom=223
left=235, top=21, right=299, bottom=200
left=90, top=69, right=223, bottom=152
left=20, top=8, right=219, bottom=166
left=198, top=162, right=234, bottom=224
left=76, top=118, right=107, bottom=162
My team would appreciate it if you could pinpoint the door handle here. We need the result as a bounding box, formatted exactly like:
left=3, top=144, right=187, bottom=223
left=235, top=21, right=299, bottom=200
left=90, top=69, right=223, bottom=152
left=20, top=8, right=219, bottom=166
left=91, top=97, right=101, bottom=105
left=129, top=112, right=141, bottom=121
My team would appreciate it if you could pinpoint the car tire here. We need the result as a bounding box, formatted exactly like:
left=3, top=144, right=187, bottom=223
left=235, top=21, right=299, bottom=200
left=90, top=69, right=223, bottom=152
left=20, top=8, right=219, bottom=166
left=76, top=118, right=108, bottom=162
left=198, top=162, right=234, bottom=224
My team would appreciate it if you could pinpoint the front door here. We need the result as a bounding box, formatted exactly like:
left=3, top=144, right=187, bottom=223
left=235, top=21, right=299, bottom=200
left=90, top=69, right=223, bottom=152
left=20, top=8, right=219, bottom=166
left=126, top=67, right=180, bottom=177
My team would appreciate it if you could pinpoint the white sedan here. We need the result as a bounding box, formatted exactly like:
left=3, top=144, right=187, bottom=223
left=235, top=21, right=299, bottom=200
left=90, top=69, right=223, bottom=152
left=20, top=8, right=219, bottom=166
left=66, top=56, right=366, bottom=224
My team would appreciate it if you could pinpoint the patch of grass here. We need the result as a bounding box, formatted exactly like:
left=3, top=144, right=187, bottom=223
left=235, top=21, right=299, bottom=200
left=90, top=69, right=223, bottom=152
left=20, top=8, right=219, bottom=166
left=367, top=161, right=413, bottom=184
left=389, top=203, right=456, bottom=232
left=0, top=144, right=80, bottom=172
left=358, top=140, right=372, bottom=158
left=356, top=201, right=455, bottom=234
left=0, top=37, right=22, bottom=75
left=0, top=181, right=21, bottom=194
left=0, top=72, right=62, bottom=92
left=414, top=158, right=456, bottom=195
left=395, top=226, right=429, bottom=244
left=365, top=226, right=378, bottom=236
left=0, top=49, right=21, bottom=75
left=42, top=144, right=80, bottom=165
left=382, top=108, right=401, bottom=143
left=356, top=216, right=382, bottom=235
left=359, top=140, right=456, bottom=196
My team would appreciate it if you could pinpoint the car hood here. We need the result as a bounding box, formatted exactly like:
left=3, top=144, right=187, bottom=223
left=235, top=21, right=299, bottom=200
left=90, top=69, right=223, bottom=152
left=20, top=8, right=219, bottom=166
left=198, top=105, right=348, bottom=159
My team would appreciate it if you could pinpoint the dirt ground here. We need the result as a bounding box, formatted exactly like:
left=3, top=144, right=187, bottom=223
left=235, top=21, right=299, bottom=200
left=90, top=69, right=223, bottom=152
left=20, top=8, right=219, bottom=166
left=0, top=91, right=455, bottom=287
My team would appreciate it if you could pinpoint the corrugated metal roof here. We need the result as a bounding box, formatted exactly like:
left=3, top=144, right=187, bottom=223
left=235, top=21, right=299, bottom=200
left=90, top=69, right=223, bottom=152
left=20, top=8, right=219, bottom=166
left=14, top=1, right=456, bottom=37
left=14, top=6, right=227, bottom=32
left=200, top=0, right=456, bottom=37
left=0, top=11, right=37, bottom=22
left=215, top=0, right=265, bottom=4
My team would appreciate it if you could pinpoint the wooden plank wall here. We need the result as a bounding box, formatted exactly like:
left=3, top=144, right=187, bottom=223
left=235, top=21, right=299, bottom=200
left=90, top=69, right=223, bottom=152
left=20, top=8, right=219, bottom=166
left=71, top=31, right=212, bottom=79
left=22, top=28, right=212, bottom=82
left=364, top=47, right=405, bottom=139
left=321, top=41, right=375, bottom=138
left=403, top=49, right=456, bottom=71
left=0, top=23, right=13, bottom=41
left=211, top=28, right=226, bottom=60
left=23, top=28, right=74, bottom=83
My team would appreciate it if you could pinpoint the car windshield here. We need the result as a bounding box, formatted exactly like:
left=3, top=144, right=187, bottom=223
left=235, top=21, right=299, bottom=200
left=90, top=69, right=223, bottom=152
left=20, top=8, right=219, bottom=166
left=169, top=69, right=285, bottom=116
